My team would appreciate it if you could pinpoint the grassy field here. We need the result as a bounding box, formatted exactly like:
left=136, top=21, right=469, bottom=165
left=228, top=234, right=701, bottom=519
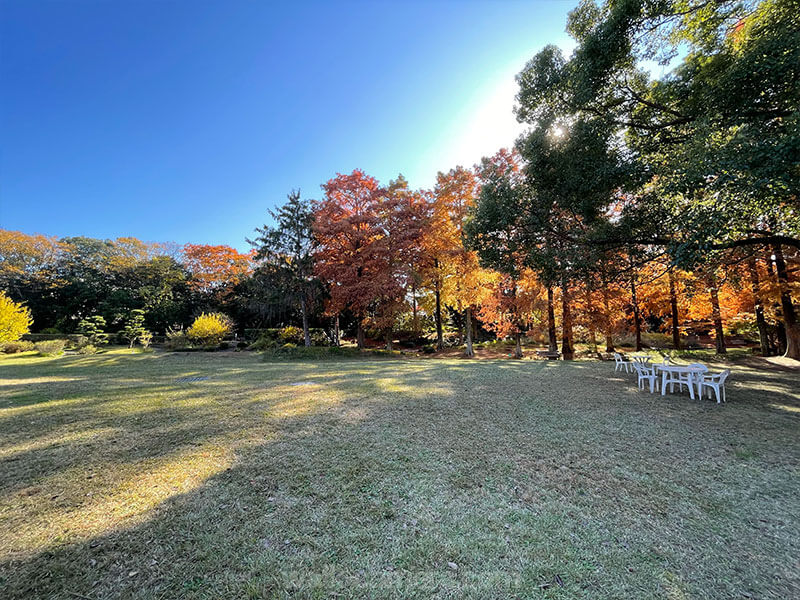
left=1, top=350, right=798, bottom=599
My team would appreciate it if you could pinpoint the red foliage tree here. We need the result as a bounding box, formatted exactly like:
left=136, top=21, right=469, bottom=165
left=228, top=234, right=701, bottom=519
left=314, top=171, right=428, bottom=349
left=372, top=176, right=429, bottom=348
left=313, top=170, right=387, bottom=348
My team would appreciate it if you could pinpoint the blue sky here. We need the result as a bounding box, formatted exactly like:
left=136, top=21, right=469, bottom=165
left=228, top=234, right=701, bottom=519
left=1, top=0, right=577, bottom=250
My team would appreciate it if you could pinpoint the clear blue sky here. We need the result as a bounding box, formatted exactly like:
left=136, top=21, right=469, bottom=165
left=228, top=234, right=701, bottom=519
left=1, top=0, right=576, bottom=250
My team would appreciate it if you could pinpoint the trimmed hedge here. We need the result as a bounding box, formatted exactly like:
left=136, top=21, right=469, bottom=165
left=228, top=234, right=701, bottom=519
left=259, top=346, right=401, bottom=360
left=23, top=333, right=85, bottom=343
left=244, top=328, right=330, bottom=342
left=35, top=339, right=66, bottom=356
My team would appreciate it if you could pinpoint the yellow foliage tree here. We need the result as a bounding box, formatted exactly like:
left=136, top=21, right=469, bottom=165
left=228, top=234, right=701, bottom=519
left=187, top=312, right=232, bottom=348
left=0, top=291, right=32, bottom=343
left=422, top=166, right=495, bottom=355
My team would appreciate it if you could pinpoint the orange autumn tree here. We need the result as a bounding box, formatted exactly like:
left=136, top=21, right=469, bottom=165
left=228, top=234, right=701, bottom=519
left=0, top=229, right=62, bottom=291
left=182, top=243, right=253, bottom=305
left=572, top=276, right=604, bottom=352
left=423, top=166, right=492, bottom=356
left=683, top=255, right=757, bottom=353
left=636, top=259, right=694, bottom=349
left=0, top=230, right=63, bottom=326
left=313, top=169, right=387, bottom=349
left=447, top=251, right=496, bottom=357
left=478, top=269, right=545, bottom=358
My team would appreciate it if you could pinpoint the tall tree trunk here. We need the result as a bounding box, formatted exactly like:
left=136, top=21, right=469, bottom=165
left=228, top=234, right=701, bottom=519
left=411, top=281, right=419, bottom=335
left=514, top=331, right=523, bottom=358
left=356, top=319, right=365, bottom=350
left=668, top=270, right=680, bottom=350
left=772, top=244, right=800, bottom=359
left=584, top=282, right=597, bottom=352
left=464, top=307, right=474, bottom=357
left=708, top=270, right=727, bottom=354
left=777, top=319, right=788, bottom=354
left=300, top=296, right=311, bottom=347
left=630, top=273, right=642, bottom=351
left=334, top=315, right=340, bottom=347
left=385, top=329, right=393, bottom=351
left=601, top=280, right=614, bottom=352
left=434, top=259, right=443, bottom=350
left=765, top=251, right=786, bottom=354
left=747, top=255, right=770, bottom=356
left=561, top=276, right=574, bottom=360
left=547, top=286, right=558, bottom=352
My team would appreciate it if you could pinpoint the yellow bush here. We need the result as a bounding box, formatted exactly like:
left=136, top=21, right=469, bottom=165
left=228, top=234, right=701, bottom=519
left=187, top=312, right=232, bottom=347
left=0, top=292, right=32, bottom=344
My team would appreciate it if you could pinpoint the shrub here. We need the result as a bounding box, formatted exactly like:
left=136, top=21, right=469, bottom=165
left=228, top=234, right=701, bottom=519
left=139, top=330, right=153, bottom=350
left=421, top=344, right=435, bottom=354
left=68, top=335, right=89, bottom=350
left=259, top=345, right=399, bottom=360
left=641, top=332, right=672, bottom=349
left=122, top=309, right=148, bottom=348
left=236, top=341, right=248, bottom=350
left=728, top=318, right=758, bottom=339
left=249, top=335, right=278, bottom=351
left=279, top=326, right=304, bottom=345
left=77, top=316, right=109, bottom=346
left=77, top=344, right=99, bottom=355
left=244, top=328, right=277, bottom=341
left=187, top=313, right=232, bottom=348
left=165, top=326, right=190, bottom=350
left=251, top=327, right=331, bottom=350
left=1, top=340, right=35, bottom=354
left=35, top=339, right=66, bottom=356
left=40, top=327, right=61, bottom=334
left=260, top=345, right=361, bottom=360
left=310, top=329, right=330, bottom=346
left=0, top=292, right=32, bottom=343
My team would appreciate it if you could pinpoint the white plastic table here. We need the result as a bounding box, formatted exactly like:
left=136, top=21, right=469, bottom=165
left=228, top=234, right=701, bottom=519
left=655, top=364, right=705, bottom=399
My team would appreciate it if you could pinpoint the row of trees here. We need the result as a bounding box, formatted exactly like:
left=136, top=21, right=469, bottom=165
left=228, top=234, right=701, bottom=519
left=487, top=0, right=799, bottom=358
left=250, top=159, right=796, bottom=359
left=8, top=169, right=791, bottom=357
left=0, top=230, right=255, bottom=334
left=1, top=0, right=797, bottom=357
left=247, top=0, right=799, bottom=359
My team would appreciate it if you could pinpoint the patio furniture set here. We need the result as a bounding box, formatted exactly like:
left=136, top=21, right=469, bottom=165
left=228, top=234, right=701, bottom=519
left=613, top=353, right=730, bottom=403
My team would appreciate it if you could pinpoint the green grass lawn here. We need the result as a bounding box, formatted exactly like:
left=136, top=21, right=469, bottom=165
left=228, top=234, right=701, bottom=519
left=1, top=350, right=798, bottom=599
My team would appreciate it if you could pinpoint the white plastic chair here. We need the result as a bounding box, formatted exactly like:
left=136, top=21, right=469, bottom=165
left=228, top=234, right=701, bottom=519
left=653, top=356, right=672, bottom=372
left=668, top=362, right=708, bottom=397
left=697, top=369, right=730, bottom=404
left=613, top=352, right=632, bottom=373
left=633, top=361, right=659, bottom=393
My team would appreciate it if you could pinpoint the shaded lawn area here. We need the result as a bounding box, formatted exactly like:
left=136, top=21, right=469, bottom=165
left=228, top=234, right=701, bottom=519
left=0, top=350, right=798, bottom=599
